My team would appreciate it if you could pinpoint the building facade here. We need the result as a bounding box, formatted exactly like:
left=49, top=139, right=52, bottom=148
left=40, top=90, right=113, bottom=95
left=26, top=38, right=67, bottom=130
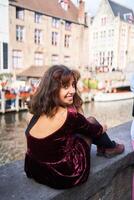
left=0, top=0, right=9, bottom=73
left=9, top=0, right=89, bottom=77
left=89, top=0, right=134, bottom=72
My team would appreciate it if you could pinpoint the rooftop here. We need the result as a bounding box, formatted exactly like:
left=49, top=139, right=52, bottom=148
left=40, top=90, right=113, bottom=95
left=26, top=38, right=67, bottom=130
left=17, top=65, right=49, bottom=78
left=108, top=0, right=134, bottom=23
left=9, top=0, right=80, bottom=24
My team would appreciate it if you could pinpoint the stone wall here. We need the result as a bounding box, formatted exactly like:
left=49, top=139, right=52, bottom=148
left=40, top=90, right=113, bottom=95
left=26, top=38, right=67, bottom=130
left=0, top=121, right=134, bottom=200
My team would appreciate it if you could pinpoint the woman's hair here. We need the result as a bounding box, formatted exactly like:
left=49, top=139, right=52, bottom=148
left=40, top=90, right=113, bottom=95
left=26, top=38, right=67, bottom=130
left=28, top=65, right=83, bottom=117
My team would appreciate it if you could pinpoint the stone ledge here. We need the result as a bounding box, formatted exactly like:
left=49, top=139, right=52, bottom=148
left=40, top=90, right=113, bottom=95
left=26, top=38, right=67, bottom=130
left=0, top=121, right=134, bottom=200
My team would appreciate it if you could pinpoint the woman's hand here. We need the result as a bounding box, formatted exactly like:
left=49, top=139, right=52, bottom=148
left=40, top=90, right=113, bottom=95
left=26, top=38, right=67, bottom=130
left=102, top=124, right=108, bottom=133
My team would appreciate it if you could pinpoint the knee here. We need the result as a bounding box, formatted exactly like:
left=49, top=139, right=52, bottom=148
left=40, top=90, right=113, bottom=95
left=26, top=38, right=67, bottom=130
left=87, top=116, right=97, bottom=123
left=87, top=116, right=101, bottom=126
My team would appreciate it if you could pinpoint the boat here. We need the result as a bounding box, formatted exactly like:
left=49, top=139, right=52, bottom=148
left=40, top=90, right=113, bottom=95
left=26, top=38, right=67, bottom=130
left=93, top=91, right=134, bottom=102
left=81, top=92, right=92, bottom=103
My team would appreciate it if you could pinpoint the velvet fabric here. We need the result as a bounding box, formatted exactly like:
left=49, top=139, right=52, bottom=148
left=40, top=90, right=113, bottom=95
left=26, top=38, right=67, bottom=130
left=24, top=107, right=103, bottom=189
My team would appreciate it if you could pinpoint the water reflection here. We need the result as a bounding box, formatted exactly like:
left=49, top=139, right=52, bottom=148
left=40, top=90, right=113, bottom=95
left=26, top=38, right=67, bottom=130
left=0, top=99, right=133, bottom=166
left=0, top=111, right=27, bottom=166
left=83, top=99, right=133, bottom=128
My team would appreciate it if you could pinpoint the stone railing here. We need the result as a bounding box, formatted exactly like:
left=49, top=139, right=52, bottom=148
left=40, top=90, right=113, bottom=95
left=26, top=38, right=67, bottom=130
left=0, top=121, right=134, bottom=200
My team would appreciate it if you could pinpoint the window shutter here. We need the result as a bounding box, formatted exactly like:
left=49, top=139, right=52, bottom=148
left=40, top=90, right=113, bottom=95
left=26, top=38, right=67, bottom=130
left=3, top=43, right=8, bottom=69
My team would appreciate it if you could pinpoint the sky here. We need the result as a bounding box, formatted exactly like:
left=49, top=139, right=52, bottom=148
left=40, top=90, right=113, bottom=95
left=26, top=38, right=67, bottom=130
left=72, top=0, right=134, bottom=15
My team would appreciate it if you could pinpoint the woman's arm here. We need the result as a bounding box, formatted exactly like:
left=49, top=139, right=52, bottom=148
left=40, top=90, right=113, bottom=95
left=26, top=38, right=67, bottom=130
left=77, top=106, right=107, bottom=133
left=74, top=112, right=103, bottom=139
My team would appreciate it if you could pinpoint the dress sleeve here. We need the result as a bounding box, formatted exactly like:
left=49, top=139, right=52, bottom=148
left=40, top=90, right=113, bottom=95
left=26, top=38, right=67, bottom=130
left=74, top=112, right=103, bottom=139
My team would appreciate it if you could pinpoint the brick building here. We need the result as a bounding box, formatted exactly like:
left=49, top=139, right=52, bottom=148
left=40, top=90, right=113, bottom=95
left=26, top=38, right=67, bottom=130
left=9, top=0, right=89, bottom=78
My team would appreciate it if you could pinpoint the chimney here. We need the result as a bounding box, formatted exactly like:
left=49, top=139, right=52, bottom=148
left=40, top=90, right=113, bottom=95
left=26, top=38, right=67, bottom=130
left=59, top=0, right=70, bottom=11
left=78, top=0, right=85, bottom=24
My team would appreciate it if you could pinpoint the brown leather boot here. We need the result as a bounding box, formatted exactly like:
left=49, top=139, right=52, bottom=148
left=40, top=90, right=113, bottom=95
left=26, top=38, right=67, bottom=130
left=97, top=143, right=125, bottom=158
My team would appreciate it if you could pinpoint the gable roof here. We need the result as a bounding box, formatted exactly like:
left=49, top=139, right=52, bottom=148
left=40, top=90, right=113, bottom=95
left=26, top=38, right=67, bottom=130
left=17, top=65, right=49, bottom=78
left=108, top=0, right=134, bottom=22
left=9, top=0, right=80, bottom=24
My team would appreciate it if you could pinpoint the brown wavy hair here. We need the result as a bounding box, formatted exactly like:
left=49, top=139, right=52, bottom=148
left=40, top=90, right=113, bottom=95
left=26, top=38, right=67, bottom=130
left=28, top=65, right=83, bottom=117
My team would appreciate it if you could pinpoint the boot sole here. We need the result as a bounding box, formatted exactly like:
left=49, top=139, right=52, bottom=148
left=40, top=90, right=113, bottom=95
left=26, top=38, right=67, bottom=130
left=96, top=151, right=124, bottom=158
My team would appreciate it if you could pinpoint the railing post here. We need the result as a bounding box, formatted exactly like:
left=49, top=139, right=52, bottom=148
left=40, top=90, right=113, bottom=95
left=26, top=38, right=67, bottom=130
left=15, top=94, right=19, bottom=112
left=1, top=91, right=5, bottom=113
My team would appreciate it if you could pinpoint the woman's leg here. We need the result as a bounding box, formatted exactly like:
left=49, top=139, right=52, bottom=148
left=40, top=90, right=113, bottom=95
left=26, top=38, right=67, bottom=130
left=87, top=116, right=124, bottom=157
left=87, top=116, right=115, bottom=148
left=92, top=132, right=116, bottom=148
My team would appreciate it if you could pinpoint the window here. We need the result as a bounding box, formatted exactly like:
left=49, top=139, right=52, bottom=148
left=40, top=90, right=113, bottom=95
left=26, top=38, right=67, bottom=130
left=101, top=17, right=106, bottom=26
left=111, top=29, right=114, bottom=36
left=16, top=25, right=24, bottom=42
left=95, top=32, right=98, bottom=39
left=12, top=50, right=22, bottom=69
left=111, top=51, right=113, bottom=66
left=103, top=31, right=106, bottom=39
left=16, top=7, right=24, bottom=20
left=102, top=52, right=105, bottom=65
left=34, top=52, right=43, bottom=66
left=108, top=29, right=114, bottom=37
left=52, top=32, right=58, bottom=46
left=51, top=54, right=59, bottom=65
left=3, top=43, right=8, bottom=69
left=123, top=13, right=134, bottom=23
left=93, top=32, right=98, bottom=40
left=107, top=51, right=110, bottom=65
left=34, top=12, right=42, bottom=23
left=52, top=17, right=60, bottom=28
left=100, top=31, right=103, bottom=38
left=65, top=21, right=71, bottom=31
left=99, top=52, right=102, bottom=65
left=95, top=53, right=99, bottom=66
left=121, top=29, right=126, bottom=37
left=99, top=52, right=105, bottom=66
left=64, top=56, right=70, bottom=65
left=64, top=34, right=71, bottom=48
left=34, top=29, right=42, bottom=44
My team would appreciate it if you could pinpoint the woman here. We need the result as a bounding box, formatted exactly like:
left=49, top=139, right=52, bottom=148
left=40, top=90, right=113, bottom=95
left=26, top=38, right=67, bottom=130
left=24, top=65, right=124, bottom=189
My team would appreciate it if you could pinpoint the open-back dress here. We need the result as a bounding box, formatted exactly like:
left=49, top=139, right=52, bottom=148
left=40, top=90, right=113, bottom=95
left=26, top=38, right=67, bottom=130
left=24, top=107, right=103, bottom=189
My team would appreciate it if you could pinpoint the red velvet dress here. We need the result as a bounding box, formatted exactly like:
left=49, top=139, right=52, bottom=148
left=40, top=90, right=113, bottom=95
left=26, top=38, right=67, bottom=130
left=24, top=107, right=103, bottom=189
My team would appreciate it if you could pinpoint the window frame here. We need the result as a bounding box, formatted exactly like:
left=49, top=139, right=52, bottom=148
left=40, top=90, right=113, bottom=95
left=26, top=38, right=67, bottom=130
left=34, top=52, right=43, bottom=66
left=52, top=31, right=58, bottom=46
left=16, top=25, right=24, bottom=42
left=34, top=12, right=42, bottom=23
left=12, top=50, right=23, bottom=69
left=16, top=7, right=24, bottom=20
left=34, top=29, right=43, bottom=44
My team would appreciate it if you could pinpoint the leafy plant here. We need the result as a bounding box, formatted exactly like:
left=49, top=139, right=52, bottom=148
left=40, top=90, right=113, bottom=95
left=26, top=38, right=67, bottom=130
left=0, top=73, right=13, bottom=81
left=83, top=79, right=98, bottom=89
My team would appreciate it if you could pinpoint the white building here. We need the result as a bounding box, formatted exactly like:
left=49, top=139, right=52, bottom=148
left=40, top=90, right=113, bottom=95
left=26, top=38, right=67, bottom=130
left=0, top=0, right=9, bottom=73
left=89, top=0, right=134, bottom=72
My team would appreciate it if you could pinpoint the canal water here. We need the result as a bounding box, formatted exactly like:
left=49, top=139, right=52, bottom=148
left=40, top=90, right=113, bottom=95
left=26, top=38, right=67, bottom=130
left=0, top=99, right=133, bottom=166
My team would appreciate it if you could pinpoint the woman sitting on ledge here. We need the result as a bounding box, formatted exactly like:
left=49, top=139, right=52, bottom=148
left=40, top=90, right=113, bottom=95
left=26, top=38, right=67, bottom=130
left=24, top=65, right=125, bottom=189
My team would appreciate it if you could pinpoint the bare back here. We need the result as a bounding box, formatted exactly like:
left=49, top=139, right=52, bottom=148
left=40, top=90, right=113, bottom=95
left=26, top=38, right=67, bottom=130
left=29, top=107, right=67, bottom=139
